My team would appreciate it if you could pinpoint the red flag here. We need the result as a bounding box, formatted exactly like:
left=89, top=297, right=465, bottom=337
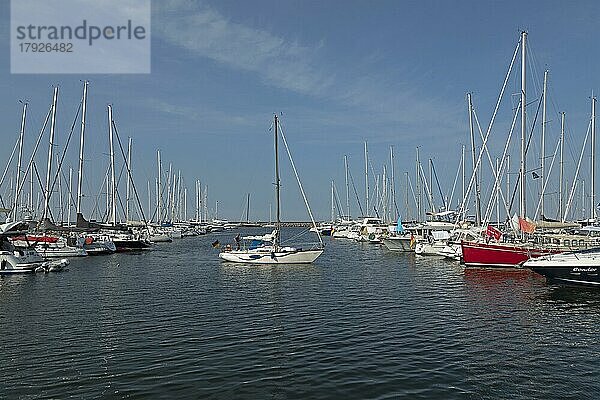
left=485, top=225, right=502, bottom=240
left=518, top=217, right=536, bottom=234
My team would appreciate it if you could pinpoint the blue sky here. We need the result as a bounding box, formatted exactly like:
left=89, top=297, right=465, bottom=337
left=1, top=0, right=600, bottom=222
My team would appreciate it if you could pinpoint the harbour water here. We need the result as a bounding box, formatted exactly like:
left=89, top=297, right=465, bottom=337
left=1, top=229, right=598, bottom=399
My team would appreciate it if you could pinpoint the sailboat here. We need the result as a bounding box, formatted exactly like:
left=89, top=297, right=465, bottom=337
left=219, top=114, right=324, bottom=264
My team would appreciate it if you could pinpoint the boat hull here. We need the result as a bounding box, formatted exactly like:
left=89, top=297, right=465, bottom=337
left=461, top=241, right=559, bottom=268
left=415, top=241, right=446, bottom=256
left=382, top=237, right=413, bottom=252
left=0, top=251, right=44, bottom=274
left=529, top=265, right=600, bottom=287
left=524, top=251, right=600, bottom=287
left=219, top=249, right=323, bottom=264
left=113, top=240, right=152, bottom=252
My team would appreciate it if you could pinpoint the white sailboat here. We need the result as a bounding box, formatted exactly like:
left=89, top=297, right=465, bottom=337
left=219, top=114, right=324, bottom=264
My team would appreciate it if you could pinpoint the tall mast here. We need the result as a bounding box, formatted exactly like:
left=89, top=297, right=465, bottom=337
left=246, top=192, right=250, bottom=223
left=125, top=137, right=132, bottom=222
left=176, top=169, right=181, bottom=222
left=105, top=171, right=109, bottom=221
left=506, top=155, right=510, bottom=217
left=344, top=155, right=350, bottom=219
left=184, top=187, right=187, bottom=221
left=461, top=144, right=465, bottom=218
left=591, top=94, right=596, bottom=220
left=67, top=167, right=73, bottom=225
left=13, top=101, right=27, bottom=220
left=157, top=150, right=162, bottom=223
left=428, top=159, right=433, bottom=211
left=204, top=185, right=208, bottom=223
left=331, top=180, right=335, bottom=223
left=196, top=179, right=200, bottom=223
left=108, top=105, right=117, bottom=226
left=582, top=180, right=586, bottom=219
left=43, top=86, right=59, bottom=221
left=29, top=162, right=34, bottom=214
left=496, top=158, right=500, bottom=224
left=274, top=114, right=281, bottom=247
left=559, top=112, right=565, bottom=219
left=166, top=164, right=172, bottom=221
left=520, top=30, right=527, bottom=220
left=540, top=70, right=548, bottom=216
left=147, top=180, right=151, bottom=223
left=467, top=92, right=481, bottom=226
left=76, top=80, right=88, bottom=214
left=364, top=141, right=369, bottom=216
left=416, top=147, right=421, bottom=221
left=405, top=172, right=410, bottom=220
left=390, top=146, right=396, bottom=219
left=57, top=156, right=63, bottom=223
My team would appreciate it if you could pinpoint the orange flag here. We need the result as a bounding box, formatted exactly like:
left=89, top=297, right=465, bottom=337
left=518, top=217, right=536, bottom=234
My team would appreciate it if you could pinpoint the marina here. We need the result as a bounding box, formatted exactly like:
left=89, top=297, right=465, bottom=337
left=3, top=0, right=600, bottom=398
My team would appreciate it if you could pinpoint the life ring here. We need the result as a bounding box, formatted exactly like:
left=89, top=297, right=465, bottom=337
left=84, top=236, right=94, bottom=245
left=368, top=233, right=376, bottom=241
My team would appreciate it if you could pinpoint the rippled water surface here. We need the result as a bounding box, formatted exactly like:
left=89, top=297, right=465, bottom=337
left=1, top=229, right=599, bottom=399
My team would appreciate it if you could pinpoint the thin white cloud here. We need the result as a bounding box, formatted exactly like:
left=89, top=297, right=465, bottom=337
left=154, top=0, right=332, bottom=95
left=153, top=0, right=464, bottom=136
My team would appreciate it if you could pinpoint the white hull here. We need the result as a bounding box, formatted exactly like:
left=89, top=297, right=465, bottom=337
left=414, top=241, right=446, bottom=256
left=36, top=247, right=88, bottom=258
left=438, top=242, right=462, bottom=260
left=382, top=237, right=413, bottom=252
left=0, top=249, right=45, bottom=274
left=219, top=249, right=323, bottom=264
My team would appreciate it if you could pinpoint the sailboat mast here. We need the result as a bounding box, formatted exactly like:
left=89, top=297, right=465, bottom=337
left=108, top=105, right=117, bottom=226
left=591, top=94, right=596, bottom=220
left=461, top=144, right=465, bottom=218
left=76, top=80, right=88, bottom=214
left=147, top=180, right=152, bottom=223
left=68, top=167, right=73, bottom=225
left=157, top=150, right=162, bottom=223
left=274, top=114, right=281, bottom=247
left=43, top=86, right=59, bottom=221
left=13, top=101, right=27, bottom=221
left=344, top=155, right=350, bottom=219
left=416, top=147, right=421, bottom=220
left=559, top=112, right=565, bottom=219
left=246, top=192, right=250, bottom=223
left=126, top=137, right=132, bottom=222
left=184, top=187, right=187, bottom=221
left=331, top=180, right=335, bottom=223
left=364, top=141, right=369, bottom=216
left=196, top=179, right=200, bottom=223
left=540, top=70, right=548, bottom=216
left=520, top=30, right=527, bottom=220
left=467, top=92, right=481, bottom=226
left=390, top=146, right=396, bottom=218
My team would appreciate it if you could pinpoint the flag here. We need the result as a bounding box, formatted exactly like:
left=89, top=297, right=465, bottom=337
left=532, top=171, right=540, bottom=179
left=396, top=216, right=404, bottom=234
left=409, top=234, right=416, bottom=249
left=211, top=240, right=220, bottom=248
left=485, top=225, right=502, bottom=240
left=518, top=217, right=536, bottom=234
